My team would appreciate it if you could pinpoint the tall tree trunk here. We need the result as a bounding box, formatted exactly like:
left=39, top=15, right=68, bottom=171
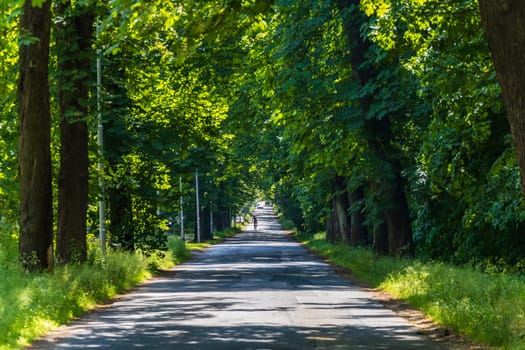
left=340, top=0, right=413, bottom=255
left=215, top=208, right=230, bottom=231
left=373, top=222, right=389, bottom=255
left=478, top=2, right=525, bottom=203
left=369, top=180, right=389, bottom=254
left=200, top=207, right=213, bottom=241
left=385, top=163, right=414, bottom=256
left=108, top=185, right=134, bottom=251
left=366, top=118, right=414, bottom=256
left=17, top=0, right=53, bottom=270
left=326, top=212, right=337, bottom=243
left=55, top=1, right=94, bottom=263
left=331, top=176, right=351, bottom=244
left=348, top=187, right=367, bottom=246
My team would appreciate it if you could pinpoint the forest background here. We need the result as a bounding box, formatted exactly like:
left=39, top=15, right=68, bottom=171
left=2, top=0, right=525, bottom=348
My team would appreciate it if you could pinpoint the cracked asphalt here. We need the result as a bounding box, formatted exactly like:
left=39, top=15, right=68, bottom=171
left=30, top=206, right=443, bottom=349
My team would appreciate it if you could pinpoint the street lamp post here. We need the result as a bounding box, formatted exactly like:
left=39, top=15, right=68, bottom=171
left=179, top=176, right=184, bottom=241
left=96, top=21, right=106, bottom=256
left=195, top=171, right=200, bottom=243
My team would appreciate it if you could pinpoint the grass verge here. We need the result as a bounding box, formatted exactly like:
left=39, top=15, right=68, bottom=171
left=184, top=226, right=242, bottom=251
left=0, top=237, right=190, bottom=350
left=296, top=231, right=525, bottom=349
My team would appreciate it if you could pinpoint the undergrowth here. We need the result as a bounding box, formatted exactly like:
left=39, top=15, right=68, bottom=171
left=184, top=226, right=241, bottom=251
left=297, top=231, right=525, bottom=349
left=0, top=236, right=190, bottom=350
left=0, top=230, right=239, bottom=349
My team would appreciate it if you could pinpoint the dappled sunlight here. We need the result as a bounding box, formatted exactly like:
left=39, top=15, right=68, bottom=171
left=31, top=207, right=439, bottom=349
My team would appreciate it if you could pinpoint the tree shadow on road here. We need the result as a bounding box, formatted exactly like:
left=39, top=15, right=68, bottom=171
left=29, top=213, right=443, bottom=350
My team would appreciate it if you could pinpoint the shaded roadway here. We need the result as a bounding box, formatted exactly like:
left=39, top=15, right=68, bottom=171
left=30, top=206, right=442, bottom=349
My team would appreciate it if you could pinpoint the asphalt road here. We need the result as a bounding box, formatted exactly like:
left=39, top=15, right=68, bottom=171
left=30, top=206, right=442, bottom=349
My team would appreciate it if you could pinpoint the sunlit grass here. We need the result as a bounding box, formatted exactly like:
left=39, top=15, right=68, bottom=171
left=185, top=226, right=241, bottom=251
left=296, top=231, right=525, bottom=349
left=276, top=212, right=295, bottom=230
left=0, top=240, right=190, bottom=350
left=186, top=241, right=213, bottom=250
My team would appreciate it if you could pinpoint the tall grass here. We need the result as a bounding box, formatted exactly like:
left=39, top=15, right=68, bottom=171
left=0, top=237, right=190, bottom=350
left=167, top=235, right=191, bottom=262
left=298, top=232, right=525, bottom=349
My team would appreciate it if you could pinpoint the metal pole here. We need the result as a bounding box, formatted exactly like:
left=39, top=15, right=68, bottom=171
left=210, top=209, right=213, bottom=238
left=180, top=176, right=184, bottom=241
left=96, top=21, right=106, bottom=256
left=229, top=205, right=232, bottom=228
left=195, top=171, right=200, bottom=243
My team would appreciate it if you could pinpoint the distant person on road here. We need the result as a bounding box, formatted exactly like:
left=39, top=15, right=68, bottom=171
left=252, top=215, right=258, bottom=231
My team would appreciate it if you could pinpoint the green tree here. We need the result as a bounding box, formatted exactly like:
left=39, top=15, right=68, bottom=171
left=478, top=2, right=525, bottom=202
left=358, top=0, right=523, bottom=262
left=102, top=55, right=135, bottom=251
left=17, top=0, right=53, bottom=270
left=54, top=0, right=95, bottom=263
left=0, top=0, right=22, bottom=265
left=91, top=0, right=270, bottom=247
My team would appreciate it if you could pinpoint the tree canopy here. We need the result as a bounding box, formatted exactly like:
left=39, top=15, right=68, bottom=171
left=2, top=0, right=525, bottom=269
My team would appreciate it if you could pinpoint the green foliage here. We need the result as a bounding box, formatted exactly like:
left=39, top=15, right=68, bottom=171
left=298, top=232, right=525, bottom=348
left=380, top=0, right=525, bottom=263
left=383, top=263, right=525, bottom=347
left=31, top=0, right=46, bottom=8
left=235, top=0, right=360, bottom=232
left=91, top=0, right=265, bottom=250
left=275, top=209, right=297, bottom=231
left=0, top=221, right=17, bottom=270
left=250, top=0, right=525, bottom=263
left=0, top=0, right=20, bottom=253
left=0, top=250, right=150, bottom=349
left=2, top=0, right=525, bottom=345
left=167, top=236, right=190, bottom=263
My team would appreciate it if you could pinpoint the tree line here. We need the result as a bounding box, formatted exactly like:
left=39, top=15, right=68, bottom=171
left=3, top=0, right=525, bottom=270
left=235, top=0, right=525, bottom=265
left=8, top=0, right=268, bottom=270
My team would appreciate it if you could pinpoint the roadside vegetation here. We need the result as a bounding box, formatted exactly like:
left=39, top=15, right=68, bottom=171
left=0, top=225, right=243, bottom=350
left=3, top=0, right=525, bottom=349
left=296, top=231, right=525, bottom=349
left=0, top=236, right=189, bottom=350
left=184, top=226, right=243, bottom=251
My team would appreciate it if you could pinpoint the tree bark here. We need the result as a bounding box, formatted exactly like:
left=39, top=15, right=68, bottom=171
left=366, top=118, right=414, bottom=256
left=385, top=165, right=414, bottom=256
left=326, top=212, right=337, bottom=243
left=368, top=180, right=389, bottom=254
left=108, top=185, right=134, bottom=251
left=17, top=0, right=53, bottom=270
left=348, top=187, right=367, bottom=246
left=215, top=208, right=230, bottom=231
left=340, top=0, right=414, bottom=255
left=331, top=176, right=351, bottom=244
left=55, top=1, right=94, bottom=263
left=200, top=207, right=213, bottom=241
left=373, top=222, right=389, bottom=255
left=478, top=1, right=525, bottom=202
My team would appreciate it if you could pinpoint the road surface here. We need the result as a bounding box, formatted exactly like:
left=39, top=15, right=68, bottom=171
left=31, top=206, right=442, bottom=349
